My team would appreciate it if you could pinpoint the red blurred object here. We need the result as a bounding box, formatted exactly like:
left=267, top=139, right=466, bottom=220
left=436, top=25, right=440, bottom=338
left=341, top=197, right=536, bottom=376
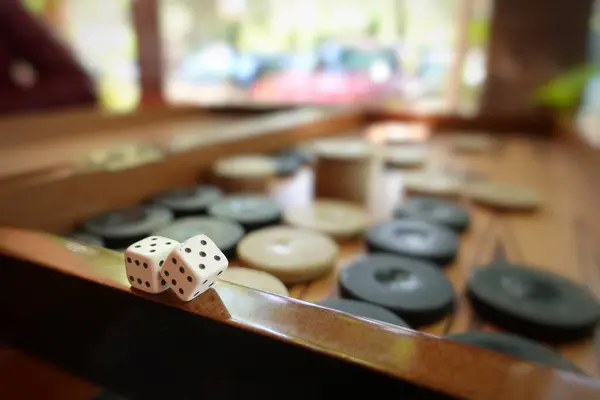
left=0, top=0, right=97, bottom=115
left=250, top=71, right=388, bottom=104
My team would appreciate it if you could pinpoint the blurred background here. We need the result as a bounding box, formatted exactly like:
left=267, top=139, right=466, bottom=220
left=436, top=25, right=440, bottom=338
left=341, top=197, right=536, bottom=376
left=20, top=0, right=600, bottom=123
left=20, top=0, right=491, bottom=112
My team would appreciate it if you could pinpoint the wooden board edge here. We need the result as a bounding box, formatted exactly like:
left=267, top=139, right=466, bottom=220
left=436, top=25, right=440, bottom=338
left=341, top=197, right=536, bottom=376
left=0, top=107, right=364, bottom=231
left=0, top=227, right=599, bottom=400
left=0, top=105, right=213, bottom=147
left=367, top=107, right=555, bottom=134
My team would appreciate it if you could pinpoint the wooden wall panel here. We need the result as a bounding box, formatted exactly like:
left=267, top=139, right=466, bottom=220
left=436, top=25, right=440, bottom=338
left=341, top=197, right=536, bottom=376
left=481, top=0, right=594, bottom=116
left=131, top=0, right=164, bottom=105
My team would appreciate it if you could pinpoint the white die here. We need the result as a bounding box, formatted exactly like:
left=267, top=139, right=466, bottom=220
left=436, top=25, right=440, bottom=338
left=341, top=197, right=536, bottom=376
left=160, top=234, right=228, bottom=302
left=125, top=236, right=180, bottom=294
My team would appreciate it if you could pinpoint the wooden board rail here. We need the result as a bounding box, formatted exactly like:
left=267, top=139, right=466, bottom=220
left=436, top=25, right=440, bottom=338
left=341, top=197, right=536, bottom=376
left=0, top=103, right=295, bottom=147
left=0, top=107, right=364, bottom=232
left=0, top=227, right=599, bottom=399
left=369, top=106, right=555, bottom=134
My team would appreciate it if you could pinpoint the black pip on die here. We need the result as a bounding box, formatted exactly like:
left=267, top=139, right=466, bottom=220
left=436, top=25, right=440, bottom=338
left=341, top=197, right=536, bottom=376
left=125, top=236, right=180, bottom=294
left=160, top=234, right=229, bottom=302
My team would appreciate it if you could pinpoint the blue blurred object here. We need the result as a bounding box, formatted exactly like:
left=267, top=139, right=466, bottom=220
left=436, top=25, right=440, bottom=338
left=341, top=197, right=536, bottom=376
left=232, top=53, right=263, bottom=86
left=415, top=48, right=452, bottom=95
left=285, top=52, right=319, bottom=71
left=233, top=52, right=311, bottom=86
left=176, top=38, right=402, bottom=92
left=177, top=42, right=237, bottom=83
left=580, top=73, right=600, bottom=110
left=317, top=41, right=399, bottom=75
left=318, top=41, right=346, bottom=70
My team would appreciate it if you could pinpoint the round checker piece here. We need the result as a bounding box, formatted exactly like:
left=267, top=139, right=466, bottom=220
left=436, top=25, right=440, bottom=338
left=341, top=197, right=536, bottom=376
left=318, top=299, right=410, bottom=328
left=402, top=172, right=462, bottom=197
left=465, top=182, right=540, bottom=211
left=339, top=254, right=454, bottom=327
left=81, top=205, right=173, bottom=249
left=367, top=122, right=430, bottom=144
left=208, top=195, right=282, bottom=231
left=394, top=197, right=470, bottom=232
left=213, top=154, right=277, bottom=179
left=149, top=185, right=222, bottom=217
left=312, top=137, right=376, bottom=160
left=64, top=232, right=104, bottom=247
left=384, top=145, right=428, bottom=168
left=283, top=200, right=370, bottom=239
left=237, top=226, right=338, bottom=284
left=366, top=219, right=460, bottom=266
left=446, top=331, right=584, bottom=374
left=153, top=217, right=244, bottom=259
left=271, top=147, right=312, bottom=176
left=467, top=262, right=600, bottom=343
left=222, top=267, right=289, bottom=296
left=292, top=146, right=315, bottom=165
left=271, top=153, right=303, bottom=176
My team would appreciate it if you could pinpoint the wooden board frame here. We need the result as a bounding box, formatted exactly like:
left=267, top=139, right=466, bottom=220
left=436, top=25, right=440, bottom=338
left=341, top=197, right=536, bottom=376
left=0, top=107, right=363, bottom=231
left=1, top=106, right=600, bottom=399
left=0, top=229, right=598, bottom=399
left=0, top=104, right=294, bottom=147
left=369, top=106, right=555, bottom=134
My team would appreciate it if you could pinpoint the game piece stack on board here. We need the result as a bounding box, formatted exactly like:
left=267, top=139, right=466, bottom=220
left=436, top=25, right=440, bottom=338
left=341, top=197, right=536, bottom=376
left=312, top=137, right=380, bottom=204
left=60, top=127, right=600, bottom=376
left=211, top=154, right=278, bottom=193
left=384, top=144, right=428, bottom=168
left=268, top=147, right=314, bottom=177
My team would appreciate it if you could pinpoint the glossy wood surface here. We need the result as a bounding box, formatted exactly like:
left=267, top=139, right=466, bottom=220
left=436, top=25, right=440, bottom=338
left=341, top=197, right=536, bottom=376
left=0, top=227, right=598, bottom=399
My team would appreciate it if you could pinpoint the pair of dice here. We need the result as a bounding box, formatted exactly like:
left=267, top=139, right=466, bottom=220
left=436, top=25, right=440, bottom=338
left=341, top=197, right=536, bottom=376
left=124, top=234, right=228, bottom=302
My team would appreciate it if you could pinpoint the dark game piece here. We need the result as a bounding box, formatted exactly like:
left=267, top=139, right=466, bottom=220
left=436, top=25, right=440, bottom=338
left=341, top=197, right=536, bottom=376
left=394, top=197, right=470, bottom=232
left=154, top=217, right=244, bottom=259
left=207, top=195, right=282, bottom=231
left=81, top=205, right=173, bottom=249
left=149, top=184, right=223, bottom=217
left=467, top=262, right=600, bottom=343
left=339, top=254, right=455, bottom=327
left=366, top=219, right=460, bottom=266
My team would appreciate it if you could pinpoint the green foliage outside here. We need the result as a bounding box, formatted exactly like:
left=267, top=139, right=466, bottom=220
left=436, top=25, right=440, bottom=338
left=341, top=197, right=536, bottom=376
left=98, top=77, right=139, bottom=111
left=468, top=18, right=489, bottom=47
left=535, top=64, right=600, bottom=114
left=23, top=0, right=46, bottom=14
